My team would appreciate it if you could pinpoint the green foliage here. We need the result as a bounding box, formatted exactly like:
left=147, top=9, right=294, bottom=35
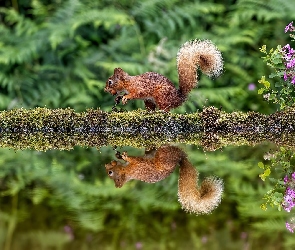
left=258, top=44, right=295, bottom=109
left=258, top=161, right=271, bottom=182
left=256, top=21, right=295, bottom=218
left=259, top=147, right=295, bottom=211
left=0, top=0, right=131, bottom=110
left=1, top=0, right=295, bottom=249
left=1, top=0, right=294, bottom=112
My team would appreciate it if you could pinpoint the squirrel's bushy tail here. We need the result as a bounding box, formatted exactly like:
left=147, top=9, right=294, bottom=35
left=177, top=39, right=223, bottom=97
left=178, top=157, right=223, bottom=214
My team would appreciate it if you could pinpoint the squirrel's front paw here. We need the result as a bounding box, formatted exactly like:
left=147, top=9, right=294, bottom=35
left=121, top=152, right=128, bottom=160
left=121, top=96, right=128, bottom=105
left=115, top=151, right=123, bottom=159
left=115, top=95, right=123, bottom=105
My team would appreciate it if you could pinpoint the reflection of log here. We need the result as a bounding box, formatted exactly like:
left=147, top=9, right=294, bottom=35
left=0, top=107, right=294, bottom=151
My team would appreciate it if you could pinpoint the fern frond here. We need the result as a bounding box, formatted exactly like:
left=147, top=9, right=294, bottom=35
left=231, top=0, right=295, bottom=24
left=189, top=86, right=247, bottom=110
left=253, top=218, right=286, bottom=232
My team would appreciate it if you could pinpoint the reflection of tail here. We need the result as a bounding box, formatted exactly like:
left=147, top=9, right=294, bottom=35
left=178, top=157, right=223, bottom=214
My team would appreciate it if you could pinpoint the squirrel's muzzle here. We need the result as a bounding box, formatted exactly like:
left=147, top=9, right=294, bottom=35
left=104, top=87, right=117, bottom=96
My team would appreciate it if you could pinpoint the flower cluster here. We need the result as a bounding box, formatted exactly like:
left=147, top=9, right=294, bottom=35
left=281, top=22, right=295, bottom=84
left=258, top=21, right=295, bottom=109
left=285, top=21, right=295, bottom=33
left=281, top=44, right=295, bottom=84
left=283, top=172, right=295, bottom=212
left=283, top=187, right=295, bottom=212
left=283, top=172, right=295, bottom=233
left=258, top=22, right=295, bottom=233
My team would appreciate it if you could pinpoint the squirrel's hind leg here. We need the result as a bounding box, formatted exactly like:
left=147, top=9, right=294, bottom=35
left=144, top=99, right=157, bottom=111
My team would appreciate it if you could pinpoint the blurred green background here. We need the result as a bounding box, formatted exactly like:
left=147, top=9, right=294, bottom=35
left=0, top=0, right=295, bottom=249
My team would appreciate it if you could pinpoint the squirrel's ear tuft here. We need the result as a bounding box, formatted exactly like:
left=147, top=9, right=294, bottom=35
left=105, top=163, right=112, bottom=170
left=114, top=68, right=123, bottom=74
left=114, top=68, right=128, bottom=79
left=114, top=68, right=123, bottom=79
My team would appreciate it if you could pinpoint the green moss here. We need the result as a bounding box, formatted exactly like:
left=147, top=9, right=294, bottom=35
left=0, top=107, right=294, bottom=151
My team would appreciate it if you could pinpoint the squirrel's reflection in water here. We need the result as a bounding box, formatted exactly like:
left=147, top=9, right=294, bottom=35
left=105, top=145, right=223, bottom=215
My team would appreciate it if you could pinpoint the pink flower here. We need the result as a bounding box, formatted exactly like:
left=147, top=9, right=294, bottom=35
left=283, top=173, right=295, bottom=212
left=284, top=175, right=289, bottom=184
left=283, top=44, right=291, bottom=51
left=286, top=59, right=295, bottom=69
left=282, top=44, right=295, bottom=58
left=286, top=217, right=295, bottom=233
left=248, top=83, right=256, bottom=91
left=64, top=225, right=74, bottom=240
left=286, top=222, right=294, bottom=233
left=135, top=242, right=143, bottom=249
left=285, top=21, right=294, bottom=33
left=284, top=72, right=288, bottom=81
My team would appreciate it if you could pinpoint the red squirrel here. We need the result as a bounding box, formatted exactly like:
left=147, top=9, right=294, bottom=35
left=105, top=145, right=223, bottom=214
left=105, top=39, right=223, bottom=111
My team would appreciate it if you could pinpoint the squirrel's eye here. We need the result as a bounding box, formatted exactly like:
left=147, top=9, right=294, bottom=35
left=108, top=80, right=113, bottom=86
left=108, top=170, right=114, bottom=176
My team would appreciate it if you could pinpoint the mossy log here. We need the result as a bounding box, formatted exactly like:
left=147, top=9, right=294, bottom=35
left=0, top=107, right=294, bottom=151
